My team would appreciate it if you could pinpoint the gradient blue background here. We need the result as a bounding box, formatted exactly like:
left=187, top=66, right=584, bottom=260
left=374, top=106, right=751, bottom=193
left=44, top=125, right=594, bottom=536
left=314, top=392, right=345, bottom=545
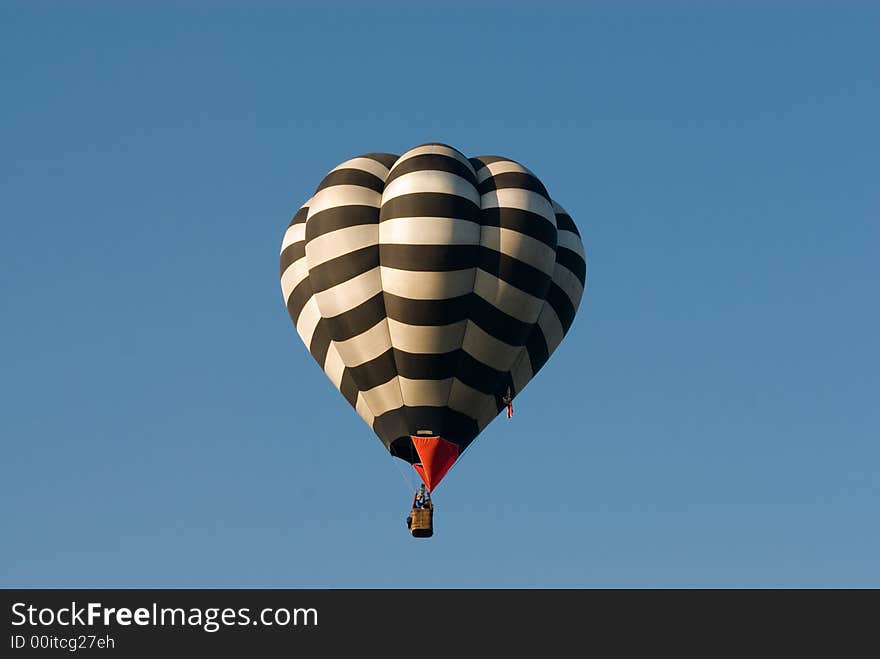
left=2, top=3, right=877, bottom=587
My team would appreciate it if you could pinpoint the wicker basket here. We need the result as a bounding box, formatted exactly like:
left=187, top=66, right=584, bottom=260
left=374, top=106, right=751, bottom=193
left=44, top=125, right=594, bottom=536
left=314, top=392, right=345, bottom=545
left=409, top=507, right=433, bottom=538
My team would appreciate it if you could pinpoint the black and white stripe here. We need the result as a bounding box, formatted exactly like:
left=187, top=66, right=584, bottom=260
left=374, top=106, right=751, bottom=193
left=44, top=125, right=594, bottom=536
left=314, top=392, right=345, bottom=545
left=280, top=145, right=586, bottom=463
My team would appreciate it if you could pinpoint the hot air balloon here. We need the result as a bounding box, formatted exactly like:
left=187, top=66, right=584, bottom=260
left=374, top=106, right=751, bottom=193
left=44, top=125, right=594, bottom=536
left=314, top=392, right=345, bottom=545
left=279, top=143, right=586, bottom=537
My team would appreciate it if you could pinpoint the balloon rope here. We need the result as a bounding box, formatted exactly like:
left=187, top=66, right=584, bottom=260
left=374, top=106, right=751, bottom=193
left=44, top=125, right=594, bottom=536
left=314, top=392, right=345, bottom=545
left=390, top=453, right=417, bottom=493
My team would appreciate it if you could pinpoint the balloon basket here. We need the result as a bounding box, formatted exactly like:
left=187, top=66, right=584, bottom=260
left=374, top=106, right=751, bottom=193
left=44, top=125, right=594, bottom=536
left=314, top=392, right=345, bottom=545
left=408, top=507, right=433, bottom=538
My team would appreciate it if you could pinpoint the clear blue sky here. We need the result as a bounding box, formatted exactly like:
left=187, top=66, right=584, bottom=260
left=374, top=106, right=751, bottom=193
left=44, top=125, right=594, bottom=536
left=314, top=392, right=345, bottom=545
left=2, top=3, right=877, bottom=588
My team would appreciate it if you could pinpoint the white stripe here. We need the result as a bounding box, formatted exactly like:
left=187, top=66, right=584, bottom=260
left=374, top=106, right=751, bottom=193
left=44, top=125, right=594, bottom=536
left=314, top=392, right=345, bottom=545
left=280, top=260, right=310, bottom=300
left=314, top=267, right=381, bottom=317
left=306, top=224, right=377, bottom=267
left=280, top=223, right=305, bottom=252
left=480, top=227, right=557, bottom=275
left=290, top=223, right=307, bottom=245
left=387, top=319, right=467, bottom=354
left=537, top=307, right=565, bottom=355
left=399, top=377, right=452, bottom=407
left=480, top=188, right=556, bottom=224
left=295, top=297, right=322, bottom=348
left=322, top=344, right=345, bottom=388
left=333, top=320, right=391, bottom=368
left=382, top=170, right=480, bottom=206
left=461, top=321, right=520, bottom=372
left=393, top=144, right=475, bottom=176
left=330, top=157, right=391, bottom=181
left=379, top=216, right=481, bottom=245
left=307, top=185, right=381, bottom=219
left=553, top=264, right=585, bottom=311
left=473, top=269, right=544, bottom=324
left=360, top=378, right=404, bottom=417
left=289, top=254, right=312, bottom=299
left=557, top=230, right=586, bottom=260
left=474, top=159, right=534, bottom=184
left=355, top=391, right=376, bottom=427
left=380, top=267, right=474, bottom=301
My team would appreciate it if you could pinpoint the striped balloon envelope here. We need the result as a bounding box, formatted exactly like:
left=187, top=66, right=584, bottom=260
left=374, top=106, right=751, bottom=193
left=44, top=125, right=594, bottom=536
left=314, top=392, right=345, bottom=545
left=280, top=143, right=586, bottom=492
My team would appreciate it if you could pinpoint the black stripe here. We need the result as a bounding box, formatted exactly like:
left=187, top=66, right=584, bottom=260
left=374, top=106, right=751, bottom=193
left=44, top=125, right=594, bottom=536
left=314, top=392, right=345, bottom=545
left=380, top=192, right=480, bottom=223
left=316, top=168, right=384, bottom=193
left=346, top=349, right=398, bottom=391
left=525, top=326, right=550, bottom=374
left=305, top=205, right=379, bottom=239
left=469, top=295, right=535, bottom=347
left=385, top=153, right=477, bottom=187
left=555, top=246, right=587, bottom=286
left=363, top=152, right=399, bottom=169
left=545, top=282, right=577, bottom=332
left=470, top=156, right=507, bottom=169
left=555, top=212, right=579, bottom=236
left=325, top=293, right=387, bottom=342
left=279, top=242, right=305, bottom=276
left=346, top=348, right=508, bottom=398
left=347, top=348, right=455, bottom=391
left=288, top=205, right=309, bottom=228
left=375, top=410, right=412, bottom=454
left=339, top=368, right=359, bottom=408
left=308, top=319, right=332, bottom=367
left=307, top=245, right=378, bottom=294
left=384, top=292, right=470, bottom=326
left=401, top=349, right=502, bottom=393
left=285, top=277, right=313, bottom=326
left=384, top=291, right=537, bottom=345
left=380, top=244, right=479, bottom=272
left=393, top=349, right=456, bottom=381
left=477, top=171, right=549, bottom=198
left=477, top=248, right=553, bottom=300
left=455, top=349, right=507, bottom=395
left=480, top=207, right=557, bottom=249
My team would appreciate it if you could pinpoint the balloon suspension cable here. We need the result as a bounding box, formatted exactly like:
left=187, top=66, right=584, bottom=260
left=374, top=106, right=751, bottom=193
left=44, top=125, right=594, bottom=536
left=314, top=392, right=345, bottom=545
left=390, top=452, right=420, bottom=493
